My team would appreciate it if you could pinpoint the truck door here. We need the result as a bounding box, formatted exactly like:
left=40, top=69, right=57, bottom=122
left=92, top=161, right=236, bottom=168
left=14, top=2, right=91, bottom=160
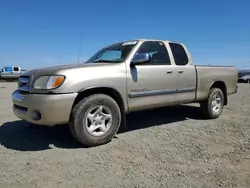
left=168, top=42, right=196, bottom=103
left=127, top=41, right=179, bottom=112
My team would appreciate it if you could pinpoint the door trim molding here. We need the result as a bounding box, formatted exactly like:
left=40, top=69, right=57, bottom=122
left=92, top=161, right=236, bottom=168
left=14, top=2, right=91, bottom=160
left=128, top=87, right=195, bottom=98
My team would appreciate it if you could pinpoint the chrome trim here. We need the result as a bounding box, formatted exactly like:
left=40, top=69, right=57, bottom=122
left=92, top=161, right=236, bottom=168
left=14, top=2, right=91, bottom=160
left=131, top=53, right=150, bottom=65
left=18, top=76, right=30, bottom=92
left=12, top=90, right=25, bottom=102
left=19, top=77, right=29, bottom=83
left=128, top=87, right=195, bottom=98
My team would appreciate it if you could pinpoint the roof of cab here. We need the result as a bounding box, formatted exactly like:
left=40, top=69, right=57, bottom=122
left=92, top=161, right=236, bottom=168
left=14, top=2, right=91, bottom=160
left=135, top=38, right=181, bottom=43
left=106, top=38, right=184, bottom=48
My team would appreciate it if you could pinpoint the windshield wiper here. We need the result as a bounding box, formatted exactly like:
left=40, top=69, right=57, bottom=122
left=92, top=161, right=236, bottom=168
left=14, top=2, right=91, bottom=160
left=93, top=59, right=122, bottom=63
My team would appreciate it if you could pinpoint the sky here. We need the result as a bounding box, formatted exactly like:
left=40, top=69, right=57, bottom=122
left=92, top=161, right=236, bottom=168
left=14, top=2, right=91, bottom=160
left=0, top=0, right=249, bottom=69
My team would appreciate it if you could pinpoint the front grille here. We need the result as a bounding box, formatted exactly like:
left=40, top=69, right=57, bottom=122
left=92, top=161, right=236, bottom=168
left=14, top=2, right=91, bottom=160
left=18, top=76, right=30, bottom=94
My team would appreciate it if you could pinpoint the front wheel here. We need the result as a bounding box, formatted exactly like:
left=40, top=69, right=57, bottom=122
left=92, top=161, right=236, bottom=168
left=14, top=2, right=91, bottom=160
left=69, top=94, right=121, bottom=147
left=200, top=88, right=224, bottom=119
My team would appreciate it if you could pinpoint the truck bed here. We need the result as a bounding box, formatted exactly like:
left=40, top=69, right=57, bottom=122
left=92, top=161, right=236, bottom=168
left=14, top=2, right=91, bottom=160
left=194, top=65, right=238, bottom=101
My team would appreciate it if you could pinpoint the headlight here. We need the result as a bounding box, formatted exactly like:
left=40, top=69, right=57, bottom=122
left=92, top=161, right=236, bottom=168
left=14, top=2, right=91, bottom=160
left=33, top=75, right=65, bottom=90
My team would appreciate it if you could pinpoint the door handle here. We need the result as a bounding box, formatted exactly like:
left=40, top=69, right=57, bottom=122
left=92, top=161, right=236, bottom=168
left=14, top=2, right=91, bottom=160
left=166, top=70, right=173, bottom=74
left=178, top=70, right=184, bottom=73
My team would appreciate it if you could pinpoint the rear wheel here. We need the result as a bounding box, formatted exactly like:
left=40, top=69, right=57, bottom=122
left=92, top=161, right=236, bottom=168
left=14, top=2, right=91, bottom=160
left=200, top=88, right=224, bottom=119
left=69, top=94, right=121, bottom=147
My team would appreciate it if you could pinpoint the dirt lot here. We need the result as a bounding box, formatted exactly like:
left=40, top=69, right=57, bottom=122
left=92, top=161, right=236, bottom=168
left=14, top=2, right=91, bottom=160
left=0, top=82, right=249, bottom=188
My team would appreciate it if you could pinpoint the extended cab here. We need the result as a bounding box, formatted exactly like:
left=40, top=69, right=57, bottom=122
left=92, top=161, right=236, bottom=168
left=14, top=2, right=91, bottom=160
left=12, top=39, right=238, bottom=146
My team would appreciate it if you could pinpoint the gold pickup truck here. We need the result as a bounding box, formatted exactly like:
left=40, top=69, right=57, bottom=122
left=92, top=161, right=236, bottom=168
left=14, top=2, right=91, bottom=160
left=12, top=39, right=238, bottom=147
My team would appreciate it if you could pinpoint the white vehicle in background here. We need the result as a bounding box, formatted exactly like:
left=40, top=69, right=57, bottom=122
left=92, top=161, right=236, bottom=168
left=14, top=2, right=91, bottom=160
left=0, top=66, right=26, bottom=81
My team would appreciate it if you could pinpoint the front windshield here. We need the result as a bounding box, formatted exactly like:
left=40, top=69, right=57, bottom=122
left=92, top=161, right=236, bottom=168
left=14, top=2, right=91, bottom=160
left=84, top=40, right=138, bottom=63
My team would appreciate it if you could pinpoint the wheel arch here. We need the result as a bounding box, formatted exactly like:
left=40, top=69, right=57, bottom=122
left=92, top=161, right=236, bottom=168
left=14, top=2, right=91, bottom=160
left=72, top=86, right=127, bottom=128
left=74, top=86, right=125, bottom=110
left=209, top=81, right=228, bottom=105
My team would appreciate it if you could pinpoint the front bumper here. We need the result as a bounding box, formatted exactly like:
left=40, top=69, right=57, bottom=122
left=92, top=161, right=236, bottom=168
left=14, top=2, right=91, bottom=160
left=12, top=90, right=77, bottom=126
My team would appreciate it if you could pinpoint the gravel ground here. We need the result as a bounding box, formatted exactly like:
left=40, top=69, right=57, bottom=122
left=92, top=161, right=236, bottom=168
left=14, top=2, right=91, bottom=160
left=0, top=82, right=249, bottom=188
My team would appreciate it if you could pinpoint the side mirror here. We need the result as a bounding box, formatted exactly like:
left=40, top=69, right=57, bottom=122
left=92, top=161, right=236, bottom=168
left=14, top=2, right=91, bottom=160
left=131, top=53, right=150, bottom=66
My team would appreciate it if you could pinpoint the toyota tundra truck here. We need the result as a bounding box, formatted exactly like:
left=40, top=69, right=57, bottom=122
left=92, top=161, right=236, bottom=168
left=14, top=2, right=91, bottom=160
left=12, top=39, right=238, bottom=147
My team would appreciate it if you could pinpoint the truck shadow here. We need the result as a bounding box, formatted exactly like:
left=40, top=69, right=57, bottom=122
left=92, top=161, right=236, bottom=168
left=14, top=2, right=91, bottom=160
left=119, top=104, right=203, bottom=133
left=0, top=104, right=204, bottom=151
left=0, top=121, right=82, bottom=151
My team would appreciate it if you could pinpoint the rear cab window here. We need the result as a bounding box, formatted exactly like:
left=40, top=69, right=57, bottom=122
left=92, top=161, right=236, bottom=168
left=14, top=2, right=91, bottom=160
left=169, top=42, right=189, bottom=66
left=13, top=67, right=19, bottom=71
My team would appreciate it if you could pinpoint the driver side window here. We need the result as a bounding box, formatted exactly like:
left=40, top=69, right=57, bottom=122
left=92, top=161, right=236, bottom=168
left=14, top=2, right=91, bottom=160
left=136, top=41, right=171, bottom=65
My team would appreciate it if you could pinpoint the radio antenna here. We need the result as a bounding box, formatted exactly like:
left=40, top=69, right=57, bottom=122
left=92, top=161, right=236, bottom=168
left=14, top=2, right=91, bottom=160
left=77, top=31, right=83, bottom=64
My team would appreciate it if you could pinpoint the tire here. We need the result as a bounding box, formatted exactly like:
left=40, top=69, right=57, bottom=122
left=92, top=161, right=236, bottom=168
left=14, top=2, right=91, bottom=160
left=69, top=94, right=121, bottom=147
left=200, top=88, right=224, bottom=119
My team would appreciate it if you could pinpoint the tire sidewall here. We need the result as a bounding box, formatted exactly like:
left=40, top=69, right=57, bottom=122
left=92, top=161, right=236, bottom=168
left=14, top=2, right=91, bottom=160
left=208, top=88, right=224, bottom=118
left=75, top=95, right=121, bottom=145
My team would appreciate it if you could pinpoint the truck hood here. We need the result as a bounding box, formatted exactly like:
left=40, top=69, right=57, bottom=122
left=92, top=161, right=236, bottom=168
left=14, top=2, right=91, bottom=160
left=19, top=61, right=126, bottom=94
left=21, top=62, right=115, bottom=78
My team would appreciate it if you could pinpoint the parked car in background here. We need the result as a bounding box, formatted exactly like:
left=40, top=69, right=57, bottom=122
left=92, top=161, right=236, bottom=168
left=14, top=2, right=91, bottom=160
left=238, top=75, right=250, bottom=83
